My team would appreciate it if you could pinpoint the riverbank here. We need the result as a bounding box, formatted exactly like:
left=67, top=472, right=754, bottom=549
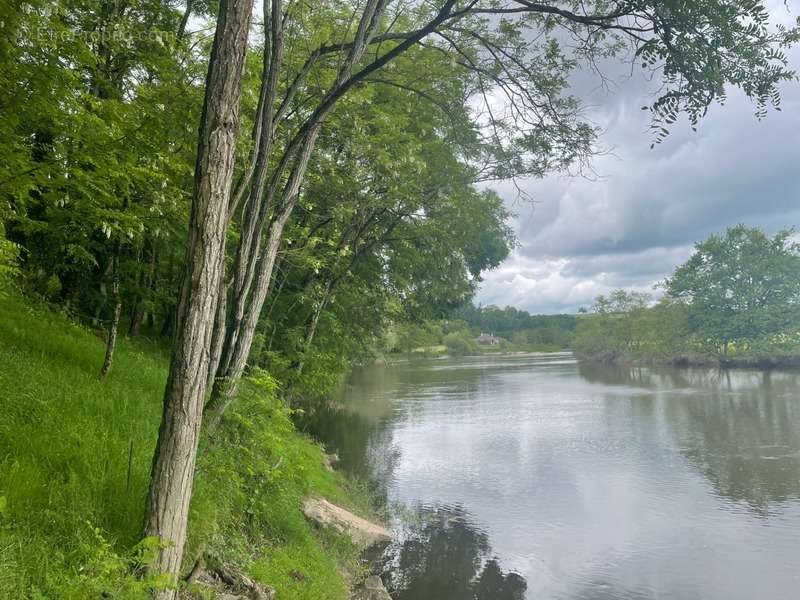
left=0, top=291, right=377, bottom=598
left=576, top=349, right=800, bottom=370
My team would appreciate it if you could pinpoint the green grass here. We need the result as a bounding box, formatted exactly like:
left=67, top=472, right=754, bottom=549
left=0, top=290, right=371, bottom=598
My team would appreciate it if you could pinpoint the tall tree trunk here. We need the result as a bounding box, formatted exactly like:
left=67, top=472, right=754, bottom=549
left=206, top=275, right=228, bottom=390
left=144, top=0, right=253, bottom=593
left=129, top=297, right=145, bottom=337
left=204, top=0, right=283, bottom=398
left=295, top=280, right=332, bottom=375
left=160, top=304, right=175, bottom=339
left=99, top=248, right=122, bottom=379
left=130, top=243, right=156, bottom=336
left=178, top=0, right=193, bottom=39
left=210, top=0, right=390, bottom=401
left=209, top=124, right=321, bottom=417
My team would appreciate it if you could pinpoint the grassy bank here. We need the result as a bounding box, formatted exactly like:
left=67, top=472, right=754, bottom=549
left=0, top=291, right=371, bottom=598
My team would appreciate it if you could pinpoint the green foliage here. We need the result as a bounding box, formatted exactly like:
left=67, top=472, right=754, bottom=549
left=574, top=295, right=692, bottom=363
left=666, top=225, right=800, bottom=355
left=0, top=236, right=20, bottom=289
left=381, top=307, right=577, bottom=357
left=2, top=0, right=797, bottom=594
left=190, top=369, right=371, bottom=598
left=576, top=226, right=800, bottom=365
left=637, top=0, right=797, bottom=144
left=573, top=290, right=654, bottom=360
left=253, top=71, right=515, bottom=396
left=443, top=330, right=479, bottom=356
left=1, top=0, right=198, bottom=332
left=456, top=304, right=577, bottom=351
left=593, top=290, right=651, bottom=315
left=0, top=292, right=370, bottom=598
left=2, top=0, right=795, bottom=397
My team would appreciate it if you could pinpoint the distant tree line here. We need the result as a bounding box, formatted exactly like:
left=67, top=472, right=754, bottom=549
left=456, top=304, right=577, bottom=350
left=384, top=306, right=577, bottom=356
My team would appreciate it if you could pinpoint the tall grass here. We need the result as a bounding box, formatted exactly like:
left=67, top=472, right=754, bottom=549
left=0, top=292, right=370, bottom=598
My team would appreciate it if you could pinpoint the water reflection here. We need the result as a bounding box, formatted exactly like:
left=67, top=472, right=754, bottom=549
left=381, top=504, right=526, bottom=600
left=579, top=362, right=800, bottom=510
left=298, top=399, right=396, bottom=504
left=305, top=355, right=800, bottom=600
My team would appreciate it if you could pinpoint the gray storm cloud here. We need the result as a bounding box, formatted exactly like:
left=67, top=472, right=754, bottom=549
left=477, top=14, right=800, bottom=315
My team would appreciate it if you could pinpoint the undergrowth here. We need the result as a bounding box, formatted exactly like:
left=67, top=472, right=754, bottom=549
left=0, top=291, right=371, bottom=598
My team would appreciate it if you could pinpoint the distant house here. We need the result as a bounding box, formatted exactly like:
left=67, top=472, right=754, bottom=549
left=476, top=332, right=502, bottom=346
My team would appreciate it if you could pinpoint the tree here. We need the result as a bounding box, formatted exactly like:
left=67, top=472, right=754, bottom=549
left=444, top=330, right=479, bottom=355
left=666, top=225, right=800, bottom=355
left=143, top=0, right=254, bottom=592
left=209, top=0, right=796, bottom=415
left=594, top=290, right=652, bottom=315
left=1, top=0, right=201, bottom=359
left=630, top=298, right=690, bottom=359
left=455, top=304, right=577, bottom=346
left=573, top=290, right=652, bottom=360
left=576, top=227, right=800, bottom=363
left=254, top=133, right=514, bottom=394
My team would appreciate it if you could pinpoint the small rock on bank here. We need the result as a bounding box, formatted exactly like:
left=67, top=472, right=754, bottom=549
left=302, top=497, right=391, bottom=548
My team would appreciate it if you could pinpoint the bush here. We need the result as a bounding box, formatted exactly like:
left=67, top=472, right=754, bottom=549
left=443, top=331, right=478, bottom=356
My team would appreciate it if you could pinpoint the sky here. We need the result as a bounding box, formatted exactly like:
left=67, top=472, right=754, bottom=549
left=475, top=5, right=800, bottom=315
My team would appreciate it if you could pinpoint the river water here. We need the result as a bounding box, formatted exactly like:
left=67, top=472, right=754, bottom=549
left=302, top=353, right=800, bottom=600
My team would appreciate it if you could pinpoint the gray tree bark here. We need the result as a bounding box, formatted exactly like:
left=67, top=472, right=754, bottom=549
left=99, top=249, right=121, bottom=379
left=206, top=274, right=228, bottom=390
left=144, top=0, right=253, bottom=593
left=206, top=124, right=321, bottom=428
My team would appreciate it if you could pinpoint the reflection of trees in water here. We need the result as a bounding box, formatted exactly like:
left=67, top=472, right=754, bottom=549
left=295, top=401, right=397, bottom=505
left=301, top=362, right=528, bottom=599
left=577, top=361, right=800, bottom=393
left=577, top=361, right=656, bottom=388
left=579, top=362, right=800, bottom=511
left=669, top=376, right=800, bottom=512
left=380, top=505, right=526, bottom=600
left=577, top=361, right=727, bottom=389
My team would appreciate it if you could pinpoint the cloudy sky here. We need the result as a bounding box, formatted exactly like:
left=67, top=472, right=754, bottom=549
left=475, top=5, right=800, bottom=315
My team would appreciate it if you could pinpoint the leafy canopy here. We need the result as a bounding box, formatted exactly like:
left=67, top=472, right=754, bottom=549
left=666, top=225, right=800, bottom=352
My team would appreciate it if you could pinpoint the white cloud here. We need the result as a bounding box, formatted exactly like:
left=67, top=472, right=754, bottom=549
left=475, top=251, right=671, bottom=313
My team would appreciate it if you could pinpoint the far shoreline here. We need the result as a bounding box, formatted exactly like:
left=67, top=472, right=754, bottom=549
left=575, top=352, right=800, bottom=371
left=371, top=350, right=800, bottom=372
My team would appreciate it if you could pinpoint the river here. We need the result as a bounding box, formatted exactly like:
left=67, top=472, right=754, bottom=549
left=301, top=353, right=800, bottom=600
